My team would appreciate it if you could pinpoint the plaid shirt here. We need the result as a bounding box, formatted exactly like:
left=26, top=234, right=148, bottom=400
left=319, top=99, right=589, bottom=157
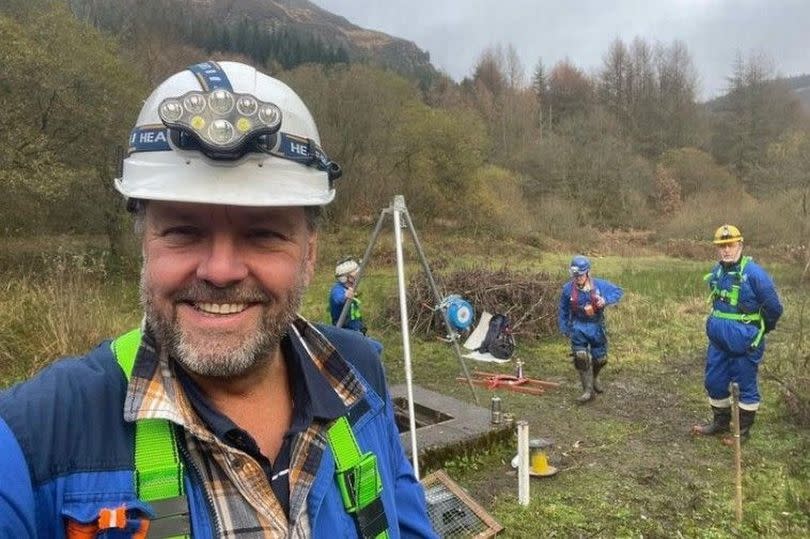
left=122, top=316, right=367, bottom=537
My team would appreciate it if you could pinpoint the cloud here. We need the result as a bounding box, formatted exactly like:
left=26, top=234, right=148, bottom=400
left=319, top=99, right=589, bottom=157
left=313, top=0, right=810, bottom=99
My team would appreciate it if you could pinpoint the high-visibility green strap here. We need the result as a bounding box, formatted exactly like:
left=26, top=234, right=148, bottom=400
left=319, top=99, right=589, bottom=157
left=350, top=298, right=363, bottom=321
left=111, top=330, right=190, bottom=538
left=112, top=328, right=142, bottom=381
left=711, top=310, right=766, bottom=348
left=706, top=257, right=752, bottom=306
left=711, top=310, right=762, bottom=323
left=328, top=416, right=362, bottom=471
left=327, top=416, right=390, bottom=539
left=134, top=418, right=185, bottom=501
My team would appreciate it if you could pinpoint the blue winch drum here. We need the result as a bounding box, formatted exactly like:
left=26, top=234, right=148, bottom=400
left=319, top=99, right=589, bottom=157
left=444, top=295, right=474, bottom=331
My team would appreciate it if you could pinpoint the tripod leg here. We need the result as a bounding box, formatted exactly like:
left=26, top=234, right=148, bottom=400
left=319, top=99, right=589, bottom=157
left=401, top=206, right=479, bottom=404
left=392, top=202, right=421, bottom=477
left=336, top=207, right=390, bottom=328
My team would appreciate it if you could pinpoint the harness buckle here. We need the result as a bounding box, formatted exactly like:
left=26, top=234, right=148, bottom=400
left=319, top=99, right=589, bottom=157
left=336, top=452, right=382, bottom=513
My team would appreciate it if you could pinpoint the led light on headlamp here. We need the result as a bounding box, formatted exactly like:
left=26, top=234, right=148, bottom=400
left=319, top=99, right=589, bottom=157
left=158, top=90, right=282, bottom=158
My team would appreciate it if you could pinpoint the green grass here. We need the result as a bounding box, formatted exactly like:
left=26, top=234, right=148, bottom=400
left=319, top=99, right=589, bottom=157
left=2, top=231, right=809, bottom=537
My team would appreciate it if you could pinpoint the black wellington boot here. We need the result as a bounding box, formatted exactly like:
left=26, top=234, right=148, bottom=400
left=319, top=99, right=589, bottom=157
left=691, top=406, right=731, bottom=436
left=576, top=366, right=595, bottom=403
left=592, top=360, right=606, bottom=394
left=722, top=409, right=756, bottom=446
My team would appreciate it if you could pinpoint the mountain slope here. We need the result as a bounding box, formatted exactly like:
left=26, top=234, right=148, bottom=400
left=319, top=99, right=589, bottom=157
left=194, top=0, right=437, bottom=83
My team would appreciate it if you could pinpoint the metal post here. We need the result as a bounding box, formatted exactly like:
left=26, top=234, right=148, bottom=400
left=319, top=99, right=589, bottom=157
left=517, top=421, right=530, bottom=506
left=731, top=382, right=743, bottom=524
left=336, top=207, right=390, bottom=328
left=401, top=202, right=478, bottom=404
left=392, top=199, right=420, bottom=478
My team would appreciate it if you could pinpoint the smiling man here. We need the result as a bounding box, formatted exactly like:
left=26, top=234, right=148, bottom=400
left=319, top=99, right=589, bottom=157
left=692, top=224, right=783, bottom=446
left=0, top=61, right=435, bottom=537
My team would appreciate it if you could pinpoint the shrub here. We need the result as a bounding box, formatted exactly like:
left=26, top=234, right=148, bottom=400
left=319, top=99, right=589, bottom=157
left=466, top=165, right=534, bottom=236
left=389, top=267, right=559, bottom=340
left=659, top=147, right=738, bottom=197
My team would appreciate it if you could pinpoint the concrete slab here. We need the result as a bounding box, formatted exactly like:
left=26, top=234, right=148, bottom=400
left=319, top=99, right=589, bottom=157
left=389, top=384, right=512, bottom=462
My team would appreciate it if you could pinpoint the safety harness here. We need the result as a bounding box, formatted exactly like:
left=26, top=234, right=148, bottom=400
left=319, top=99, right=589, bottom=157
left=112, top=329, right=189, bottom=538
left=350, top=297, right=363, bottom=322
left=327, top=417, right=390, bottom=539
left=111, top=329, right=390, bottom=538
left=704, top=256, right=765, bottom=348
left=570, top=278, right=602, bottom=316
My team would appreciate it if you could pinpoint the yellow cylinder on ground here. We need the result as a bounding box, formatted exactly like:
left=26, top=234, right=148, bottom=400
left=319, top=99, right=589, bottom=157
left=528, top=438, right=558, bottom=477
left=530, top=449, right=549, bottom=474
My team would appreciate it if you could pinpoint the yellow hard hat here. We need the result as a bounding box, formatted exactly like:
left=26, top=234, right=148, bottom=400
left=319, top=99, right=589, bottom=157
left=713, top=224, right=743, bottom=245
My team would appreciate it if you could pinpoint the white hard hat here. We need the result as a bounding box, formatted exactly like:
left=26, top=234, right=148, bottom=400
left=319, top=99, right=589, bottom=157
left=115, top=61, right=339, bottom=207
left=335, top=258, right=360, bottom=278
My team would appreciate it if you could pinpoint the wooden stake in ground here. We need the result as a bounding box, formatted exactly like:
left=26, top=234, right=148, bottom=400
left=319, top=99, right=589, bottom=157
left=731, top=382, right=743, bottom=524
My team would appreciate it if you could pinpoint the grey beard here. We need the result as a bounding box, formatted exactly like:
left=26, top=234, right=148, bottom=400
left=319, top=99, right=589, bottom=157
left=140, top=268, right=307, bottom=378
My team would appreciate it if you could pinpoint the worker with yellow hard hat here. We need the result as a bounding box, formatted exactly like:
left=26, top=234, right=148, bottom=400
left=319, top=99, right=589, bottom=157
left=692, top=225, right=783, bottom=445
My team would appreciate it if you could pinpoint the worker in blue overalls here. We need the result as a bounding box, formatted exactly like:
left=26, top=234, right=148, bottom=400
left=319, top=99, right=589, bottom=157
left=692, top=225, right=783, bottom=444
left=558, top=255, right=624, bottom=403
left=330, top=257, right=383, bottom=355
left=330, top=257, right=366, bottom=333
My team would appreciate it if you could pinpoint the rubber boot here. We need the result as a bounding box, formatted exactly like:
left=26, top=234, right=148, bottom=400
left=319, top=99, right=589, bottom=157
left=722, top=409, right=756, bottom=446
left=691, top=406, right=731, bottom=436
left=592, top=360, right=606, bottom=394
left=576, top=366, right=595, bottom=403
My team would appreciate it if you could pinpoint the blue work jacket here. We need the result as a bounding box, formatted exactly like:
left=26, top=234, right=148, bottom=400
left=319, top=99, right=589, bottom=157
left=0, top=325, right=435, bottom=538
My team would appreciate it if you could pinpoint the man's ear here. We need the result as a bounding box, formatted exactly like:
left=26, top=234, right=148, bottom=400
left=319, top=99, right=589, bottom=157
left=302, top=232, right=318, bottom=287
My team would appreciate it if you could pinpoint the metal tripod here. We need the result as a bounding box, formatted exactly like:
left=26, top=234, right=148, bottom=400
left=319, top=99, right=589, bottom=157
left=336, top=195, right=478, bottom=477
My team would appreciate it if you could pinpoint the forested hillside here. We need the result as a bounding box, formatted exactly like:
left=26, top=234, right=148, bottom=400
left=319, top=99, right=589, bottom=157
left=3, top=0, right=810, bottom=259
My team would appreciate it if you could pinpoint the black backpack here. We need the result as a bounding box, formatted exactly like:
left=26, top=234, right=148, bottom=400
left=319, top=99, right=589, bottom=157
left=477, top=313, right=515, bottom=359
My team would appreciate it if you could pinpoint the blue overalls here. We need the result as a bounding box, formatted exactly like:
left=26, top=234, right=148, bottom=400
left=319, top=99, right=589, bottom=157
left=558, top=277, right=624, bottom=361
left=704, top=256, right=783, bottom=410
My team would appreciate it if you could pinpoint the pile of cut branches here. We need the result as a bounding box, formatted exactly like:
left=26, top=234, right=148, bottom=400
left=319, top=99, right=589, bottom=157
left=385, top=267, right=560, bottom=340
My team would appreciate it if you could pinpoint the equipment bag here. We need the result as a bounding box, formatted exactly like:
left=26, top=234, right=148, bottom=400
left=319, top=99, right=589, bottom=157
left=476, top=313, right=515, bottom=359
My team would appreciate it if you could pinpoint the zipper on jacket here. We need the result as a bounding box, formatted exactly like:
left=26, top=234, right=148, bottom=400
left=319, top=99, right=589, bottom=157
left=177, top=428, right=222, bottom=538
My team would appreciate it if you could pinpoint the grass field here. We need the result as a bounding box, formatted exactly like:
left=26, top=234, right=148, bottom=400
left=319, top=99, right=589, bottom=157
left=1, top=229, right=808, bottom=537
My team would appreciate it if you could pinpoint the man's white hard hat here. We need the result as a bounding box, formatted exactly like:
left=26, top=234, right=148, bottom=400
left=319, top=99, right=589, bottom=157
left=335, top=258, right=360, bottom=278
left=115, top=61, right=337, bottom=207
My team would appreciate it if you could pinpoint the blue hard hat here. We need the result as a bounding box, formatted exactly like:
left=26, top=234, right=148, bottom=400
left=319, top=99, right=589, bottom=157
left=569, top=255, right=591, bottom=277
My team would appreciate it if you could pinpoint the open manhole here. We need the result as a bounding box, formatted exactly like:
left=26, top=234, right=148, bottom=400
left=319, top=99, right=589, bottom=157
left=389, top=385, right=512, bottom=463
left=393, top=397, right=454, bottom=433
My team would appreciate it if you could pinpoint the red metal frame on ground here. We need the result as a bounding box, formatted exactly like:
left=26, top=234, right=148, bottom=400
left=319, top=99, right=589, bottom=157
left=456, top=371, right=560, bottom=396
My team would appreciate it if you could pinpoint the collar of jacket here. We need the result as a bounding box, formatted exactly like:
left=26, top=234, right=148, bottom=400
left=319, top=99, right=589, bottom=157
left=121, top=316, right=367, bottom=440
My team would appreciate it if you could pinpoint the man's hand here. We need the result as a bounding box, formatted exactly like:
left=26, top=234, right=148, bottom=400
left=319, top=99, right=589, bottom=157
left=594, top=295, right=606, bottom=309
left=345, top=287, right=355, bottom=300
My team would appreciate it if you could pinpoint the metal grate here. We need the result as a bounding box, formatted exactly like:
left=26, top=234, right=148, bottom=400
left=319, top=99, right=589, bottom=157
left=421, top=469, right=503, bottom=538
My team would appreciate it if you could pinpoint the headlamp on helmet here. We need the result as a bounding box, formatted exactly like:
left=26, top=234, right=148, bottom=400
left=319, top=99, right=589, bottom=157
left=569, top=255, right=591, bottom=277
left=118, top=61, right=342, bottom=207
left=712, top=224, right=743, bottom=245
left=158, top=90, right=282, bottom=160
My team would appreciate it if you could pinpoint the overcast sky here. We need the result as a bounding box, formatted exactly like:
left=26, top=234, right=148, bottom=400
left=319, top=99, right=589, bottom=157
left=312, top=0, right=809, bottom=100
